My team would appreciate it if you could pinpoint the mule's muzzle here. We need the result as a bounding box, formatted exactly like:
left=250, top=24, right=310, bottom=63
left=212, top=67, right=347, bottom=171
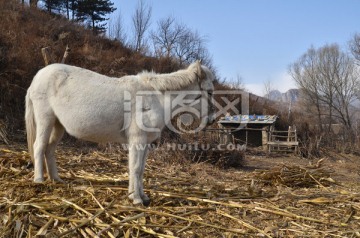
left=206, top=114, right=216, bottom=125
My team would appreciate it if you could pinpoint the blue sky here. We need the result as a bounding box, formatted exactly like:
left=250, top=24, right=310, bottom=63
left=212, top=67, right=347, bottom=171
left=111, top=0, right=360, bottom=96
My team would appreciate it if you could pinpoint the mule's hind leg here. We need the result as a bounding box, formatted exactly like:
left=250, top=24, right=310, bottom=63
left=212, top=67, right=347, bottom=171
left=33, top=107, right=55, bottom=182
left=45, top=119, right=65, bottom=182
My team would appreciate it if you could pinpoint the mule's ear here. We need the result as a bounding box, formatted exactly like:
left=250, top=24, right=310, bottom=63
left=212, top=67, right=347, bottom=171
left=197, top=62, right=207, bottom=81
left=195, top=59, right=202, bottom=66
left=195, top=61, right=205, bottom=81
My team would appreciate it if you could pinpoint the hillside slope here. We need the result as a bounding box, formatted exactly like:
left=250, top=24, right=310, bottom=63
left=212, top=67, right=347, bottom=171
left=0, top=0, right=178, bottom=132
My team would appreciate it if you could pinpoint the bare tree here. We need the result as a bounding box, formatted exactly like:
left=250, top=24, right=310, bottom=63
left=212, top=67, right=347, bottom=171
left=349, top=33, right=360, bottom=100
left=290, top=47, right=330, bottom=132
left=349, top=33, right=360, bottom=64
left=234, top=74, right=245, bottom=90
left=108, top=10, right=127, bottom=44
left=263, top=79, right=274, bottom=99
left=131, top=0, right=152, bottom=53
left=150, top=16, right=213, bottom=68
left=289, top=44, right=360, bottom=142
left=151, top=16, right=186, bottom=59
left=174, top=29, right=206, bottom=66
left=226, top=74, right=245, bottom=90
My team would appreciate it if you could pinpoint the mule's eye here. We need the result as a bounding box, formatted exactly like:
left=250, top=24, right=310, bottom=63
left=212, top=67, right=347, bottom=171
left=208, top=91, right=213, bottom=96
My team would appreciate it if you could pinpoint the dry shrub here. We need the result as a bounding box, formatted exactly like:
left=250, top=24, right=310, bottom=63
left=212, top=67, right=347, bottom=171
left=293, top=117, right=323, bottom=158
left=150, top=131, right=245, bottom=169
left=255, top=162, right=334, bottom=188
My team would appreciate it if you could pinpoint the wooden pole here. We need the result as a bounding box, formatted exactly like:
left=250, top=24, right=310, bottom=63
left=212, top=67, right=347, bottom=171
left=61, top=45, right=70, bottom=64
left=41, top=47, right=51, bottom=66
left=41, top=45, right=70, bottom=66
left=262, top=126, right=268, bottom=151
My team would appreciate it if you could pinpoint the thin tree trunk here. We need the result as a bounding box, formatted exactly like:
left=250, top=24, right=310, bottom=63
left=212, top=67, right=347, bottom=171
left=61, top=45, right=70, bottom=64
left=29, top=0, right=38, bottom=8
left=41, top=47, right=51, bottom=66
left=66, top=0, right=70, bottom=19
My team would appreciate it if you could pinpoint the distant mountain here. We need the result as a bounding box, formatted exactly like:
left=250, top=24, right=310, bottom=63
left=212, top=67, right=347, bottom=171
left=266, top=89, right=300, bottom=103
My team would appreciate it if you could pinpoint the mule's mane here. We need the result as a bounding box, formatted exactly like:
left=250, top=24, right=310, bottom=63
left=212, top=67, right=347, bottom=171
left=139, top=62, right=201, bottom=91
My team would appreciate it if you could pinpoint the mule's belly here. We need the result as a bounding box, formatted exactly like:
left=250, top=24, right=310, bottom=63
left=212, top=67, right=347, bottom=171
left=52, top=101, right=128, bottom=143
left=66, top=123, right=128, bottom=143
left=62, top=119, right=128, bottom=143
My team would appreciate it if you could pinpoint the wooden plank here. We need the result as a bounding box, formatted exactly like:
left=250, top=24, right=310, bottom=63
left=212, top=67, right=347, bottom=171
left=271, top=135, right=296, bottom=138
left=267, top=141, right=299, bottom=146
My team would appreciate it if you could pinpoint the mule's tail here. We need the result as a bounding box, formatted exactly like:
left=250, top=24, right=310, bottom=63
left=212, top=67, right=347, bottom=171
left=25, top=91, right=36, bottom=161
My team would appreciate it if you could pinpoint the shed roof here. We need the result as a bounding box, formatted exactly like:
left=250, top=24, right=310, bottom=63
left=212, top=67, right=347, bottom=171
left=218, top=115, right=277, bottom=125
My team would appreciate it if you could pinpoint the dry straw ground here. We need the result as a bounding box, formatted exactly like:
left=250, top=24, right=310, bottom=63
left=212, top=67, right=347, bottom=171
left=1, top=143, right=360, bottom=237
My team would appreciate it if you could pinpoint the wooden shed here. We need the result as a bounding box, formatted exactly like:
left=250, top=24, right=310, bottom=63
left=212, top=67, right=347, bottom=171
left=218, top=115, right=298, bottom=154
left=217, top=115, right=277, bottom=149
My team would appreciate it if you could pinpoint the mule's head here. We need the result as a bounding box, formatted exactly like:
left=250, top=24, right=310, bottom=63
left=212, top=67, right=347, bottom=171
left=164, top=61, right=216, bottom=134
left=182, top=61, right=216, bottom=127
left=196, top=62, right=216, bottom=125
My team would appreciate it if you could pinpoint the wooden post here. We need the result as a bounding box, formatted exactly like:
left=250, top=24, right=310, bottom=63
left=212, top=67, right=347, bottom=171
left=42, top=45, right=71, bottom=66
left=262, top=127, right=268, bottom=151
left=287, top=126, right=291, bottom=142
left=61, top=45, right=70, bottom=64
left=245, top=129, right=248, bottom=146
left=225, top=129, right=231, bottom=144
left=41, top=47, right=51, bottom=66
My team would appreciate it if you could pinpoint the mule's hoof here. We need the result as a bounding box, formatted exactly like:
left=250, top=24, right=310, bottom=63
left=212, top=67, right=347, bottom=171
left=141, top=194, right=151, bottom=207
left=128, top=193, right=135, bottom=200
left=142, top=198, right=151, bottom=207
left=132, top=198, right=151, bottom=207
left=26, top=162, right=34, bottom=169
left=129, top=194, right=151, bottom=206
left=132, top=198, right=144, bottom=206
left=51, top=178, right=65, bottom=184
left=34, top=178, right=44, bottom=183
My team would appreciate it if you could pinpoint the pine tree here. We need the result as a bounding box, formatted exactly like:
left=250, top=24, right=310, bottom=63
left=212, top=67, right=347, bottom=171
left=76, top=0, right=116, bottom=34
left=62, top=0, right=78, bottom=20
left=42, top=0, right=64, bottom=13
left=62, top=0, right=75, bottom=19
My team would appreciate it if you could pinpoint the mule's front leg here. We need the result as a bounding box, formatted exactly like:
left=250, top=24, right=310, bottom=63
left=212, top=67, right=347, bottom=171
left=139, top=145, right=150, bottom=204
left=128, top=143, right=149, bottom=205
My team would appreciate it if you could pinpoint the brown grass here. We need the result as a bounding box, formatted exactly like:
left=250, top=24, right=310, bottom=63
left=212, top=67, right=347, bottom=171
left=0, top=0, right=183, bottom=133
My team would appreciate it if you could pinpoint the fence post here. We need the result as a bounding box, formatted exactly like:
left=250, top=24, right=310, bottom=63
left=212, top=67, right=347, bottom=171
left=41, top=47, right=51, bottom=66
left=262, top=127, right=268, bottom=151
left=61, top=45, right=71, bottom=63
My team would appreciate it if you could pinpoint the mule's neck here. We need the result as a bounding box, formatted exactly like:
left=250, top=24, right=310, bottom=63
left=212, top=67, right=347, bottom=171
left=141, top=65, right=201, bottom=91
